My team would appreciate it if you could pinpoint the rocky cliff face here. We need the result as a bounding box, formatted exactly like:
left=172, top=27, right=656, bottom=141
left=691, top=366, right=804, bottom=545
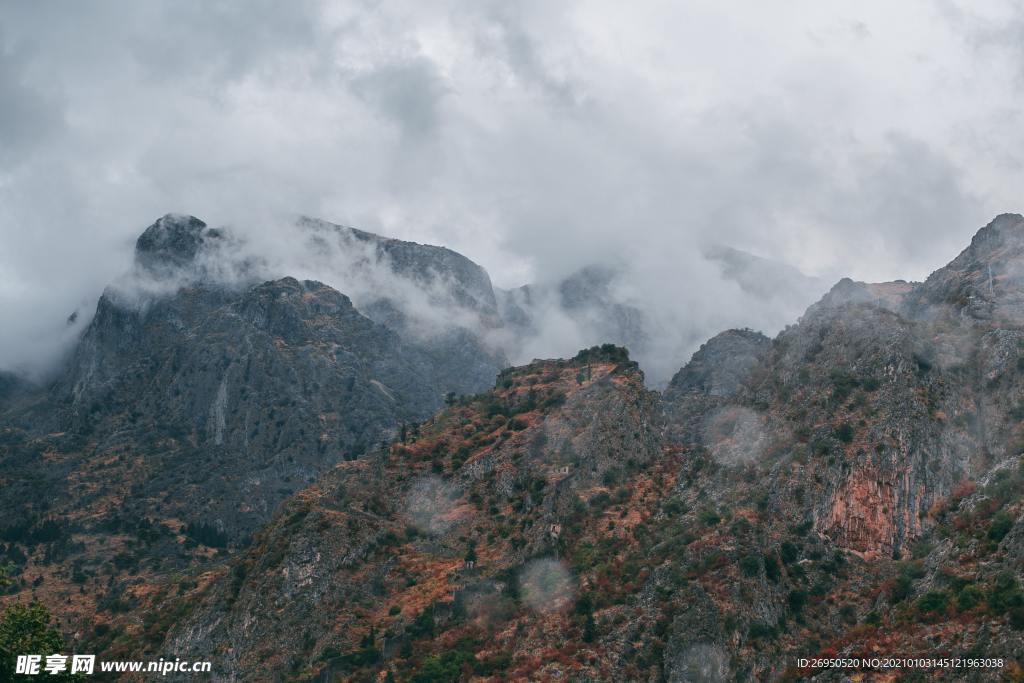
left=294, top=217, right=502, bottom=333
left=133, top=214, right=219, bottom=274
left=55, top=275, right=488, bottom=534
left=41, top=216, right=505, bottom=539
left=905, top=213, right=1024, bottom=325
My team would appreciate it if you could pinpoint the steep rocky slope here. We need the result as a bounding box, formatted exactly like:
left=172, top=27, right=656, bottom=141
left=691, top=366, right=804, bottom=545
left=165, top=346, right=667, bottom=680
left=156, top=215, right=1024, bottom=681
left=5, top=214, right=1024, bottom=681
left=295, top=218, right=501, bottom=324
left=0, top=214, right=506, bottom=644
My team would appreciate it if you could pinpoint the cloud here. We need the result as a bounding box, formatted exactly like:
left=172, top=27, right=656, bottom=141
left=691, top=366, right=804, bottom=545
left=0, top=0, right=1020, bottom=381
left=351, top=58, right=450, bottom=138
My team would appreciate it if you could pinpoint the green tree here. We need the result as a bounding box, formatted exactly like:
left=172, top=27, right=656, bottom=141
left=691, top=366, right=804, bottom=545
left=787, top=589, right=808, bottom=614
left=916, top=591, right=947, bottom=616
left=0, top=600, right=81, bottom=681
left=834, top=422, right=854, bottom=443
left=582, top=612, right=597, bottom=643
left=988, top=512, right=1013, bottom=543
left=988, top=571, right=1024, bottom=614
left=779, top=541, right=799, bottom=564
left=955, top=584, right=983, bottom=612
left=739, top=555, right=761, bottom=577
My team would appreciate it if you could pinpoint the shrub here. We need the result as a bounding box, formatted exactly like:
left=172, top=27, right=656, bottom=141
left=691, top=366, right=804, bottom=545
left=787, top=590, right=808, bottom=614
left=184, top=521, right=229, bottom=548
left=890, top=561, right=924, bottom=604
left=955, top=584, right=983, bottom=612
left=913, top=353, right=932, bottom=375
left=739, top=555, right=761, bottom=577
left=988, top=512, right=1014, bottom=542
left=333, top=643, right=381, bottom=670
left=573, top=344, right=630, bottom=364
left=582, top=612, right=597, bottom=643
left=747, top=622, right=776, bottom=640
left=482, top=398, right=509, bottom=418
left=890, top=573, right=914, bottom=604
left=661, top=498, right=686, bottom=516
left=575, top=593, right=593, bottom=615
left=730, top=517, right=752, bottom=535
left=698, top=509, right=721, bottom=527
left=862, top=377, right=881, bottom=392
left=779, top=541, right=799, bottom=564
left=910, top=539, right=933, bottom=560
left=916, top=591, right=947, bottom=615
left=763, top=555, right=781, bottom=583
left=410, top=651, right=472, bottom=683
left=475, top=651, right=513, bottom=675
left=541, top=392, right=567, bottom=409
left=834, top=422, right=854, bottom=444
left=830, top=371, right=859, bottom=403
left=988, top=571, right=1024, bottom=614
left=0, top=602, right=78, bottom=682
left=408, top=605, right=436, bottom=638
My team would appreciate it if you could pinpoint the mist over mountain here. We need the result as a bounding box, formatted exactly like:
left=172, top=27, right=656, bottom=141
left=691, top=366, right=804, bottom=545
left=5, top=2, right=1023, bottom=387
left=0, top=210, right=1011, bottom=679
left=7, top=3, right=1024, bottom=680
left=4, top=213, right=1024, bottom=681
left=3, top=213, right=831, bottom=388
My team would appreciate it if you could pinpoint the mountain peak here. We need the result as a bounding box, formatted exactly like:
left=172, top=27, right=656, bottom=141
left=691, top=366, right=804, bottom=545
left=134, top=214, right=214, bottom=273
left=964, top=212, right=1024, bottom=258
left=903, top=212, right=1024, bottom=323
left=666, top=327, right=770, bottom=398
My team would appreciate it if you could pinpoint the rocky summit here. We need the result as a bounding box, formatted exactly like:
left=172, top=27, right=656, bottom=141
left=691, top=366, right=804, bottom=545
left=3, top=214, right=1024, bottom=681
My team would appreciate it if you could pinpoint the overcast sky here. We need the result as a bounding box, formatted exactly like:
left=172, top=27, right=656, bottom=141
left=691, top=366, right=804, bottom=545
left=2, top=0, right=1023, bottom=377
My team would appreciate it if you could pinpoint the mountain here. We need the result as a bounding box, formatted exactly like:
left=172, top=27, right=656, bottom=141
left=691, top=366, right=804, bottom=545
left=496, top=264, right=652, bottom=368
left=0, top=214, right=507, bottom=642
left=703, top=243, right=827, bottom=309
left=143, top=217, right=1024, bottom=680
left=496, top=249, right=828, bottom=389
left=905, top=213, right=1024, bottom=325
left=32, top=214, right=503, bottom=521
left=316, top=221, right=499, bottom=318
left=165, top=346, right=661, bottom=680
left=294, top=217, right=502, bottom=333
left=5, top=213, right=1024, bottom=681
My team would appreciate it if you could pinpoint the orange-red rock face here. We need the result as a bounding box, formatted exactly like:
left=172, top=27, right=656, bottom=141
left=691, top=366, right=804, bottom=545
left=816, top=466, right=896, bottom=558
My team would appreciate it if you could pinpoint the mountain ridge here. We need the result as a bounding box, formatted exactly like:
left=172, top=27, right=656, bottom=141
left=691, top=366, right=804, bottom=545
left=148, top=215, right=1024, bottom=679
left=3, top=213, right=1024, bottom=680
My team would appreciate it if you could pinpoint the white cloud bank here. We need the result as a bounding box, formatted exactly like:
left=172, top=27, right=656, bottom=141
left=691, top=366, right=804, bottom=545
left=1, top=0, right=1022, bottom=380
